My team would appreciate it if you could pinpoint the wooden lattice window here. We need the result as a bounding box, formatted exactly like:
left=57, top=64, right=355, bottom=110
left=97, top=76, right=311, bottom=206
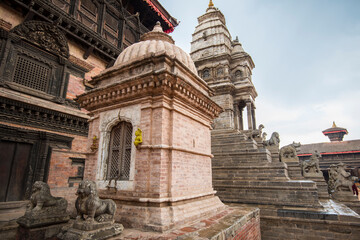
left=13, top=55, right=50, bottom=92
left=105, top=11, right=118, bottom=32
left=107, top=121, right=132, bottom=180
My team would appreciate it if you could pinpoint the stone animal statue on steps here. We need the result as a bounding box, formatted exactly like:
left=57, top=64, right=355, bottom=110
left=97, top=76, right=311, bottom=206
left=301, top=151, right=321, bottom=176
left=334, top=162, right=359, bottom=192
left=263, top=132, right=280, bottom=146
left=328, top=164, right=338, bottom=193
left=76, top=180, right=117, bottom=222
left=249, top=124, right=265, bottom=139
left=279, top=141, right=301, bottom=162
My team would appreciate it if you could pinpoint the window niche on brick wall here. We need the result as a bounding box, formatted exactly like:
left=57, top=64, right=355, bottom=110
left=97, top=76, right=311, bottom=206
left=96, top=110, right=139, bottom=190
left=68, top=157, right=85, bottom=187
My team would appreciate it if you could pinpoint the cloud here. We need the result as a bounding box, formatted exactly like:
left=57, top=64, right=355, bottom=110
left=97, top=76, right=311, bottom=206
left=256, top=89, right=360, bottom=146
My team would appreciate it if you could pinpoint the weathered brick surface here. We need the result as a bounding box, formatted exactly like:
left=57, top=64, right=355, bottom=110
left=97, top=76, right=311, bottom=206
left=115, top=207, right=261, bottom=240
left=66, top=75, right=86, bottom=100
left=261, top=216, right=360, bottom=240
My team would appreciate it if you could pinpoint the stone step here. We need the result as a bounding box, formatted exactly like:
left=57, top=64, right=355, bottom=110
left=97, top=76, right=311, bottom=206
left=212, top=153, right=271, bottom=165
left=215, top=183, right=320, bottom=208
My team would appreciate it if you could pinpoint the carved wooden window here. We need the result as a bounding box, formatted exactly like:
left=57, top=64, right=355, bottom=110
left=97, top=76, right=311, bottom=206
left=107, top=121, right=132, bottom=180
left=103, top=11, right=119, bottom=45
left=51, top=0, right=71, bottom=14
left=124, top=26, right=137, bottom=46
left=105, top=11, right=118, bottom=32
left=78, top=0, right=98, bottom=31
left=80, top=0, right=97, bottom=17
left=13, top=55, right=51, bottom=93
left=202, top=69, right=210, bottom=79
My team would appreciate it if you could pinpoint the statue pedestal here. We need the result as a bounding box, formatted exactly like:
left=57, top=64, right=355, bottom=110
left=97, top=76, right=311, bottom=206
left=16, top=222, right=68, bottom=240
left=17, top=211, right=69, bottom=228
left=332, top=191, right=360, bottom=214
left=284, top=162, right=304, bottom=180
left=266, top=145, right=280, bottom=162
left=58, top=220, right=123, bottom=240
left=302, top=175, right=330, bottom=199
left=332, top=191, right=359, bottom=202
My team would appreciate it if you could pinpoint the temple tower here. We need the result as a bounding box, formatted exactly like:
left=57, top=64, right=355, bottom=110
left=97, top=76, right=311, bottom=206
left=190, top=0, right=321, bottom=210
left=190, top=2, right=360, bottom=240
left=322, top=121, right=348, bottom=142
left=191, top=2, right=257, bottom=131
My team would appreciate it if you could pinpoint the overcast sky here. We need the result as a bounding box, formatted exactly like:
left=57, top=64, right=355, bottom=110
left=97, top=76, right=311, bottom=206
left=159, top=0, right=360, bottom=146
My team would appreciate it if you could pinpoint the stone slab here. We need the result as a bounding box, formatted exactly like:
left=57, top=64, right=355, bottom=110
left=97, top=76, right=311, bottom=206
left=114, top=206, right=260, bottom=240
left=16, top=222, right=68, bottom=240
left=58, top=223, right=123, bottom=240
left=17, top=214, right=70, bottom=228
left=245, top=200, right=360, bottom=240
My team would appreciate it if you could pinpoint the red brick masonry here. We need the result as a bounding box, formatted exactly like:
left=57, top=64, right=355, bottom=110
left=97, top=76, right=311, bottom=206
left=114, top=206, right=261, bottom=240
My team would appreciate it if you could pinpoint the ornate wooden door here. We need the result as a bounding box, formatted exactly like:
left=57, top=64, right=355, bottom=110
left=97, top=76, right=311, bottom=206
left=0, top=141, right=32, bottom=202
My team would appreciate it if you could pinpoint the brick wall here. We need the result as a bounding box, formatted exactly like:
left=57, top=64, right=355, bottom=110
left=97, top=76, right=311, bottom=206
left=232, top=212, right=261, bottom=240
left=261, top=217, right=360, bottom=240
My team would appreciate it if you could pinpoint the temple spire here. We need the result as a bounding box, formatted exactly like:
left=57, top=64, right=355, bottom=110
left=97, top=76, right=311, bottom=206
left=332, top=121, right=337, bottom=128
left=209, top=0, right=214, bottom=8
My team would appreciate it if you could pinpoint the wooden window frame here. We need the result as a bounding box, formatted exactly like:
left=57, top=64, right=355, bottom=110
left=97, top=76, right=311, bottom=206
left=107, top=121, right=132, bottom=180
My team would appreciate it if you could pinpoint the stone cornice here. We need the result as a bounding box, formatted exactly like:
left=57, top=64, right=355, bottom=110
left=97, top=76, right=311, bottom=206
left=77, top=70, right=222, bottom=119
left=90, top=53, right=212, bottom=96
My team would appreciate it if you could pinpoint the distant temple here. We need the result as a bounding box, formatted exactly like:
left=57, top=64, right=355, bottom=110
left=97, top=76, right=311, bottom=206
left=298, top=122, right=360, bottom=180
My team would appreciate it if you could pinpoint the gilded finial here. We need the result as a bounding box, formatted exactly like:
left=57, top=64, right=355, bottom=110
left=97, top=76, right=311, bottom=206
left=332, top=121, right=337, bottom=128
left=209, top=0, right=214, bottom=7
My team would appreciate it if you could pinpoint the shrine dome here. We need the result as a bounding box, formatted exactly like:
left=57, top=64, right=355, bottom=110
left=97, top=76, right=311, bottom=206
left=114, top=22, right=197, bottom=75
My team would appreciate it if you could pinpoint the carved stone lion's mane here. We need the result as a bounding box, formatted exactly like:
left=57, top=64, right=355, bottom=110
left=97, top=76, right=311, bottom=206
left=264, top=132, right=280, bottom=146
left=29, top=181, right=67, bottom=211
left=76, top=180, right=116, bottom=222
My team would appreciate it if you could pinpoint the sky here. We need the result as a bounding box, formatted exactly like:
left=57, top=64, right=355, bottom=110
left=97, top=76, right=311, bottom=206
left=159, top=0, right=360, bottom=147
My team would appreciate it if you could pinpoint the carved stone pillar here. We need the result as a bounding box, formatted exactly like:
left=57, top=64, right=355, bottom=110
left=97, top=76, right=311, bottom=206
left=246, top=102, right=253, bottom=130
left=251, top=106, right=256, bottom=129
left=233, top=103, right=240, bottom=130
left=239, top=106, right=244, bottom=130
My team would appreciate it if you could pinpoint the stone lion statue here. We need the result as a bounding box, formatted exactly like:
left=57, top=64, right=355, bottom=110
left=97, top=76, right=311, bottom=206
left=328, top=164, right=338, bottom=193
left=76, top=180, right=117, bottom=222
left=301, top=151, right=321, bottom=175
left=17, top=181, right=69, bottom=228
left=334, top=162, right=358, bottom=192
left=279, top=142, right=301, bottom=162
left=27, top=181, right=67, bottom=212
left=263, top=132, right=280, bottom=146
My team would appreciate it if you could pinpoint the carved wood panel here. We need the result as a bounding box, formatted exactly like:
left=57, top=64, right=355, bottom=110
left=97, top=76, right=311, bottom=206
left=0, top=141, right=32, bottom=202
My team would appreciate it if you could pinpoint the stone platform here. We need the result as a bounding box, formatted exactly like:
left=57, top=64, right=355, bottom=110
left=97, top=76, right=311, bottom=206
left=251, top=200, right=360, bottom=240
left=111, top=206, right=260, bottom=240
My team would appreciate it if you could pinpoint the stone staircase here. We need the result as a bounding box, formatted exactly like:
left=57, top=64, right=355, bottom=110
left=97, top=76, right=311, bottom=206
left=211, top=130, right=321, bottom=208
